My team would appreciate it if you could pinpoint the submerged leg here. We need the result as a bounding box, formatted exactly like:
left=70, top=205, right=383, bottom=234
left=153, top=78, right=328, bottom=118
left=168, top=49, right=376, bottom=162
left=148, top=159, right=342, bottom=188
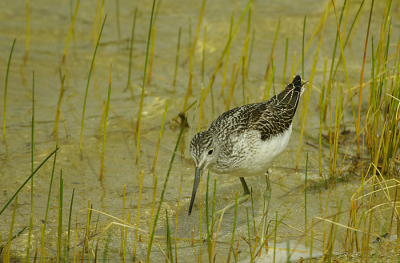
left=261, top=171, right=271, bottom=244
left=216, top=177, right=250, bottom=215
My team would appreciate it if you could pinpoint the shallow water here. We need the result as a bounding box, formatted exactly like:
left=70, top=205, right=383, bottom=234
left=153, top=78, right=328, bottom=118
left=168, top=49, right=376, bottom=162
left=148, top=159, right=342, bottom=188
left=0, top=0, right=398, bottom=261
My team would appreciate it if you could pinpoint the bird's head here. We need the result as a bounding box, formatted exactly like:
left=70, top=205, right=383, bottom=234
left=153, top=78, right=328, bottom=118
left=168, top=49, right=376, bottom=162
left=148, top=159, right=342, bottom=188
left=188, top=130, right=220, bottom=215
left=189, top=131, right=220, bottom=170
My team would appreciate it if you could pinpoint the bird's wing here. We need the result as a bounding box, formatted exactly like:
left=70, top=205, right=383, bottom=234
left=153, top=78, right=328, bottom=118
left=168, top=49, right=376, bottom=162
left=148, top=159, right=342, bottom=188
left=248, top=101, right=294, bottom=141
left=249, top=75, right=304, bottom=141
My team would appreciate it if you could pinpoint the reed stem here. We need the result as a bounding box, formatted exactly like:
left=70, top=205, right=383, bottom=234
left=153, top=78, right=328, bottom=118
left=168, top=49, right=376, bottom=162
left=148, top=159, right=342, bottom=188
left=3, top=38, right=16, bottom=143
left=80, top=14, right=107, bottom=153
left=61, top=0, right=80, bottom=63
left=99, top=62, right=113, bottom=181
left=136, top=0, right=156, bottom=164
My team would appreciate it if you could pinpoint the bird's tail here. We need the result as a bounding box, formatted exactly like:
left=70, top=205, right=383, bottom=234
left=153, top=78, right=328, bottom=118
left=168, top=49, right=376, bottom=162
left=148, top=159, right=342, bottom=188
left=276, top=75, right=306, bottom=110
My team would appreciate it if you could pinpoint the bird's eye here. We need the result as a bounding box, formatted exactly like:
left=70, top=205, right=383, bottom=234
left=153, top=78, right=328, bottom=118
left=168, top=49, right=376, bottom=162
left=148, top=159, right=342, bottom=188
left=208, top=149, right=214, bottom=155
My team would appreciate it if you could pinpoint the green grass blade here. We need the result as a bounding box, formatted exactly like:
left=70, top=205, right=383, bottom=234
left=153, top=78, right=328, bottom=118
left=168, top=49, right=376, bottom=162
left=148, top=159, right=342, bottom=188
left=67, top=188, right=75, bottom=260
left=151, top=99, right=169, bottom=172
left=166, top=210, right=173, bottom=263
left=61, top=0, right=80, bottom=63
left=246, top=29, right=255, bottom=76
left=304, top=152, right=308, bottom=247
left=246, top=207, right=252, bottom=258
left=27, top=70, right=35, bottom=261
left=126, top=7, right=137, bottom=94
left=212, top=178, right=217, bottom=241
left=136, top=0, right=157, bottom=164
left=57, top=169, right=64, bottom=261
left=273, top=210, right=278, bottom=263
left=206, top=171, right=211, bottom=256
left=302, top=16, right=306, bottom=79
left=357, top=0, right=374, bottom=153
left=79, top=14, right=107, bottom=152
left=99, top=62, right=113, bottom=181
left=227, top=194, right=238, bottom=262
left=3, top=38, right=16, bottom=142
left=115, top=0, right=121, bottom=43
left=173, top=27, right=181, bottom=86
left=41, top=144, right=58, bottom=262
left=282, top=37, right=289, bottom=90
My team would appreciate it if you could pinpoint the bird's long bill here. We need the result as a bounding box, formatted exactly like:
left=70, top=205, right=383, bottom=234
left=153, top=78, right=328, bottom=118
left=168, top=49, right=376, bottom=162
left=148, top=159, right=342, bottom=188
left=188, top=167, right=202, bottom=215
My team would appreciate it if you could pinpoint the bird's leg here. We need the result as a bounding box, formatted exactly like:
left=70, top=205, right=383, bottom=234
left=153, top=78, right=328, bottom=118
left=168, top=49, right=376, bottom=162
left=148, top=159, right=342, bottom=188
left=216, top=177, right=251, bottom=215
left=261, top=171, right=271, bottom=244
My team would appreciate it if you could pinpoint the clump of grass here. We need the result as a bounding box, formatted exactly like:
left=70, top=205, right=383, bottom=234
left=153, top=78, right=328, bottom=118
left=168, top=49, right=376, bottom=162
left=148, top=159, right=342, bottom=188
left=363, top=0, right=399, bottom=177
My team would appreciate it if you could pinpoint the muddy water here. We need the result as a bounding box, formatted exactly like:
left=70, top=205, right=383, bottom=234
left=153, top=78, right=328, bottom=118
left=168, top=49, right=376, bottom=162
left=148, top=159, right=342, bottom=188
left=0, top=0, right=398, bottom=261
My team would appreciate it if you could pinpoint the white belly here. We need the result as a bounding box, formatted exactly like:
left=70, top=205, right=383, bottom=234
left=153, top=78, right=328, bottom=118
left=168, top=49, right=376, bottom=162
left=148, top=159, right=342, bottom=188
left=228, top=125, right=292, bottom=177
